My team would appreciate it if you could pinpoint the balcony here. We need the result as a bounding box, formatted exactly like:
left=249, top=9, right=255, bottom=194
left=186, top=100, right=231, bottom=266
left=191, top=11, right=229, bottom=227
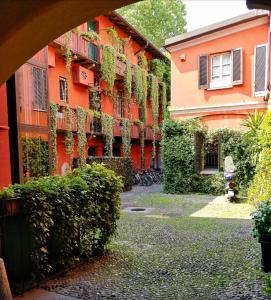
left=145, top=126, right=161, bottom=141
left=116, top=59, right=126, bottom=77
left=90, top=117, right=102, bottom=134
left=113, top=120, right=122, bottom=137
left=54, top=32, right=99, bottom=63
left=131, top=125, right=140, bottom=139
left=56, top=106, right=77, bottom=132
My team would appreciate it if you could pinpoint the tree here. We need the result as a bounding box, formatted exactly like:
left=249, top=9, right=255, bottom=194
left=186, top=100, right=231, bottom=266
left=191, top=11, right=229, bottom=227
left=117, top=0, right=186, bottom=49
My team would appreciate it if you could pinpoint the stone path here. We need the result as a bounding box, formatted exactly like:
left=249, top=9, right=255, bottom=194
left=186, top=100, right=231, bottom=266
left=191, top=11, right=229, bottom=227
left=17, top=187, right=269, bottom=299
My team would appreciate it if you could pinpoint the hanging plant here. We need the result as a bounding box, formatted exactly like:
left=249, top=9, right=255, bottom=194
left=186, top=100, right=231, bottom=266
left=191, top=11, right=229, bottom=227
left=149, top=59, right=167, bottom=81
left=122, top=118, right=131, bottom=157
left=133, top=65, right=147, bottom=124
left=50, top=103, right=58, bottom=174
left=101, top=113, right=114, bottom=156
left=76, top=107, right=87, bottom=168
left=64, top=32, right=72, bottom=92
left=106, top=27, right=120, bottom=50
left=124, top=60, right=132, bottom=100
left=80, top=31, right=101, bottom=42
left=116, top=53, right=127, bottom=62
left=161, top=82, right=167, bottom=115
left=100, top=45, right=116, bottom=91
left=149, top=74, right=159, bottom=128
left=64, top=107, right=74, bottom=166
left=138, top=51, right=148, bottom=70
left=139, top=122, right=145, bottom=169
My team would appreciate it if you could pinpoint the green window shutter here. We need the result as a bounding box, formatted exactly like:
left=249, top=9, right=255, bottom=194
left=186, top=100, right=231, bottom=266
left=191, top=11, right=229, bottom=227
left=87, top=21, right=97, bottom=32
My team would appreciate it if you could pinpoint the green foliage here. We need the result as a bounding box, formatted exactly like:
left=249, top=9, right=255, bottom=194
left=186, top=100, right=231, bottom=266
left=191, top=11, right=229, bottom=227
left=64, top=107, right=74, bottom=159
left=22, top=137, right=49, bottom=179
left=76, top=107, right=87, bottom=168
left=0, top=163, right=123, bottom=276
left=263, top=275, right=271, bottom=296
left=251, top=200, right=271, bottom=238
left=248, top=112, right=271, bottom=205
left=118, top=0, right=186, bottom=49
left=101, top=113, right=114, bottom=156
left=124, top=60, right=132, bottom=100
left=149, top=74, right=159, bottom=128
left=133, top=65, right=147, bottom=123
left=80, top=31, right=100, bottom=42
left=64, top=32, right=72, bottom=91
left=87, top=157, right=132, bottom=191
left=106, top=27, right=121, bottom=51
left=101, top=45, right=116, bottom=90
left=50, top=103, right=58, bottom=174
left=149, top=59, right=167, bottom=81
left=138, top=52, right=148, bottom=70
left=121, top=118, right=131, bottom=158
left=162, top=118, right=254, bottom=195
left=161, top=82, right=168, bottom=116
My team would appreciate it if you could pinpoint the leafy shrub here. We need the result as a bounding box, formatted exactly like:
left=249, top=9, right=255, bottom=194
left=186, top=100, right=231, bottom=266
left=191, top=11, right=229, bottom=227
left=162, top=118, right=254, bottom=195
left=263, top=275, right=271, bottom=296
left=251, top=200, right=271, bottom=238
left=87, top=157, right=132, bottom=191
left=0, top=163, right=123, bottom=277
left=248, top=112, right=271, bottom=205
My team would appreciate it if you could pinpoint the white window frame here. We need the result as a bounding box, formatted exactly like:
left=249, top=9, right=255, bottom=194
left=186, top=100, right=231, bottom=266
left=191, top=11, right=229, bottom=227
left=210, top=52, right=232, bottom=89
left=253, top=43, right=268, bottom=97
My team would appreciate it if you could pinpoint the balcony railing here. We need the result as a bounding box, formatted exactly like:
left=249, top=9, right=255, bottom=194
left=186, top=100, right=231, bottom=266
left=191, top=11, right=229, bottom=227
left=113, top=120, right=122, bottom=137
left=131, top=125, right=140, bottom=139
left=56, top=106, right=77, bottom=132
left=54, top=32, right=99, bottom=63
left=145, top=126, right=161, bottom=141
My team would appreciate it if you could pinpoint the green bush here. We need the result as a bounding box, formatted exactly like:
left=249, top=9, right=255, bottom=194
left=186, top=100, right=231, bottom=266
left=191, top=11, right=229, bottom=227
left=161, top=118, right=254, bottom=196
left=248, top=112, right=271, bottom=205
left=251, top=200, right=271, bottom=239
left=0, top=163, right=123, bottom=277
left=87, top=156, right=133, bottom=191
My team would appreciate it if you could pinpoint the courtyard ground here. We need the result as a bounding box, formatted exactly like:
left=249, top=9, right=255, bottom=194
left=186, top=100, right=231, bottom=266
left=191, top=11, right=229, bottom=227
left=18, top=186, right=268, bottom=299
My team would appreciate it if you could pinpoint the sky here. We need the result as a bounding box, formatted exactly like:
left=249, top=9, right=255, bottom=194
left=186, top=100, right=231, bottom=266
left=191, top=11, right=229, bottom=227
left=183, top=0, right=251, bottom=32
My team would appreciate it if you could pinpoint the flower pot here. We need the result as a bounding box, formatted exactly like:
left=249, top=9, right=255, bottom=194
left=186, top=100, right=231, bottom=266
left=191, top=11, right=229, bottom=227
left=259, top=236, right=271, bottom=272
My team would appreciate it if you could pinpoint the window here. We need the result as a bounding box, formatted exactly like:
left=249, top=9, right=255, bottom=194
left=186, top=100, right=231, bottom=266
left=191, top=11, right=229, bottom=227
left=59, top=77, right=67, bottom=102
left=116, top=90, right=124, bottom=118
left=210, top=53, right=231, bottom=89
left=87, top=20, right=97, bottom=32
left=88, top=147, right=96, bottom=157
left=88, top=43, right=98, bottom=62
left=254, top=44, right=268, bottom=96
left=32, top=66, right=47, bottom=111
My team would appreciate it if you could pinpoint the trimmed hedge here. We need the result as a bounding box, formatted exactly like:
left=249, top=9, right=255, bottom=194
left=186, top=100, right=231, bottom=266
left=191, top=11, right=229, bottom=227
left=87, top=157, right=133, bottom=191
left=0, top=163, right=123, bottom=277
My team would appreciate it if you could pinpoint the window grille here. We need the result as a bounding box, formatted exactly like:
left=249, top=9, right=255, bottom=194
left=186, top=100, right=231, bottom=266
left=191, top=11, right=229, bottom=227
left=32, top=66, right=47, bottom=111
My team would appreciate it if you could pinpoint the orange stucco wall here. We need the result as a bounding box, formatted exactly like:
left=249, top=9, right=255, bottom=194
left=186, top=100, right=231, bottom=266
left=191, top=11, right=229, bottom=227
left=169, top=19, right=269, bottom=128
left=0, top=84, right=12, bottom=188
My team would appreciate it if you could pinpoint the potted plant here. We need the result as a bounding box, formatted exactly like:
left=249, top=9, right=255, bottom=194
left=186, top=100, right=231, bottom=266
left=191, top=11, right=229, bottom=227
left=252, top=200, right=271, bottom=272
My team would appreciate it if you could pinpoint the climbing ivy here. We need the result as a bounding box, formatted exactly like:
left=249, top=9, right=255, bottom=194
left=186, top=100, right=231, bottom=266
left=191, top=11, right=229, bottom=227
left=149, top=59, right=167, bottom=81
left=22, top=137, right=49, bottom=179
left=80, top=31, right=100, bottom=42
left=134, top=65, right=147, bottom=123
left=106, top=27, right=120, bottom=50
left=138, top=51, right=148, bottom=70
left=121, top=118, right=131, bottom=157
left=149, top=74, right=159, bottom=128
left=161, top=82, right=167, bottom=115
left=50, top=103, right=58, bottom=174
left=124, top=60, right=132, bottom=100
left=100, top=45, right=116, bottom=91
left=102, top=113, right=114, bottom=156
left=64, top=107, right=74, bottom=165
left=139, top=122, right=145, bottom=168
left=64, top=32, right=72, bottom=92
left=76, top=107, right=87, bottom=168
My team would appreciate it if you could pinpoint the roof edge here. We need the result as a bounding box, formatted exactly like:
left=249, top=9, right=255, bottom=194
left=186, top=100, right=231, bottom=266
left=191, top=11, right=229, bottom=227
left=164, top=10, right=268, bottom=48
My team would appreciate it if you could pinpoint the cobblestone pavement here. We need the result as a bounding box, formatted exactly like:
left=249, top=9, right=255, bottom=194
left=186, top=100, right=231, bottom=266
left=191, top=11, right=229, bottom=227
left=42, top=188, right=269, bottom=300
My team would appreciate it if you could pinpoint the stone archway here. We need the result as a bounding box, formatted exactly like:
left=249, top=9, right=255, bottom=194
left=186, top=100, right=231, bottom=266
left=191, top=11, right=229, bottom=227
left=0, top=0, right=137, bottom=85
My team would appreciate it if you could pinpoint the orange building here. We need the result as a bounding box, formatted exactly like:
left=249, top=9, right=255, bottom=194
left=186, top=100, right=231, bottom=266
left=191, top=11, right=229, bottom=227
left=165, top=10, right=270, bottom=130
left=0, top=12, right=166, bottom=187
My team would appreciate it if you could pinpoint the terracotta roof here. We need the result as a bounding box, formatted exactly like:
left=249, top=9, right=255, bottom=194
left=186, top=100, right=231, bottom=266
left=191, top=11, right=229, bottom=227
left=105, top=11, right=166, bottom=60
left=164, top=10, right=268, bottom=48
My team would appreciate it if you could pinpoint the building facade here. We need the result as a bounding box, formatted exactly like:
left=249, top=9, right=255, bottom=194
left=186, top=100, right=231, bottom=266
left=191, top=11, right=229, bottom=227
left=165, top=10, right=270, bottom=172
left=0, top=12, right=167, bottom=187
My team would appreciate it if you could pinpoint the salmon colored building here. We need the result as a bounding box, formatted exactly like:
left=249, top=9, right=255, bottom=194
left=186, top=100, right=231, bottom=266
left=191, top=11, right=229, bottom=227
left=0, top=11, right=166, bottom=188
left=165, top=10, right=270, bottom=131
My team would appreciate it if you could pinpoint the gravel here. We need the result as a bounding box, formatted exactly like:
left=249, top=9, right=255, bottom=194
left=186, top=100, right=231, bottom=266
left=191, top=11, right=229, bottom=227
left=42, top=187, right=269, bottom=300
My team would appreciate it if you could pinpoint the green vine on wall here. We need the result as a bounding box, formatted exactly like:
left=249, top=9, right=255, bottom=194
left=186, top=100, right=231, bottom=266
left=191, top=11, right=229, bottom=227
left=138, top=51, right=148, bottom=70
left=124, top=60, right=132, bottom=100
left=121, top=119, right=131, bottom=157
left=64, top=32, right=72, bottom=93
left=161, top=82, right=167, bottom=115
left=76, top=107, right=87, bottom=168
left=102, top=113, right=114, bottom=156
left=64, top=107, right=74, bottom=166
left=134, top=65, right=147, bottom=123
left=100, top=45, right=116, bottom=91
left=50, top=103, right=58, bottom=174
left=139, top=122, right=145, bottom=169
left=80, top=31, right=101, bottom=42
